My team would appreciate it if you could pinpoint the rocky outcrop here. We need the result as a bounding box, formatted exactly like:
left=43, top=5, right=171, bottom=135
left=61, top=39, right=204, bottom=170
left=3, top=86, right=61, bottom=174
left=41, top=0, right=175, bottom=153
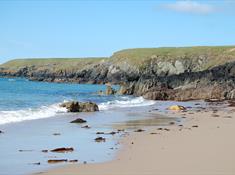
left=60, top=101, right=99, bottom=112
left=1, top=46, right=235, bottom=101
left=105, top=85, right=116, bottom=95
left=119, top=61, right=235, bottom=101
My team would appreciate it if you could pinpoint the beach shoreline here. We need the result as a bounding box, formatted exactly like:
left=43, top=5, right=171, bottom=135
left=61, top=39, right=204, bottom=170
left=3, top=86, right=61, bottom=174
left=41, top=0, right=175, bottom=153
left=39, top=102, right=235, bottom=175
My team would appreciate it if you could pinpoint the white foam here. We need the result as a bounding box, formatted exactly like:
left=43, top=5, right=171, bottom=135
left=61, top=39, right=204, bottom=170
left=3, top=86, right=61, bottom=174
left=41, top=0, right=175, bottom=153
left=0, top=103, right=67, bottom=125
left=98, top=96, right=156, bottom=110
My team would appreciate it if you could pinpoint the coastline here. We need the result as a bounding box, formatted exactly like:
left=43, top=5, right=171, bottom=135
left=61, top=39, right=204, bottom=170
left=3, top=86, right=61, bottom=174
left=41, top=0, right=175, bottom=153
left=39, top=102, right=235, bottom=175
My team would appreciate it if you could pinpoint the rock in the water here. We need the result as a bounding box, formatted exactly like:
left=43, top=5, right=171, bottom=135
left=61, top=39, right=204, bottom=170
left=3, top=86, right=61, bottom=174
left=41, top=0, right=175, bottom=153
left=70, top=118, right=87, bottom=123
left=95, top=137, right=106, bottom=142
left=168, top=105, right=186, bottom=111
left=134, top=129, right=145, bottom=132
left=79, top=102, right=99, bottom=112
left=81, top=125, right=90, bottom=129
left=60, top=101, right=99, bottom=112
left=105, top=85, right=116, bottom=95
left=50, top=147, right=74, bottom=153
left=69, top=159, right=78, bottom=163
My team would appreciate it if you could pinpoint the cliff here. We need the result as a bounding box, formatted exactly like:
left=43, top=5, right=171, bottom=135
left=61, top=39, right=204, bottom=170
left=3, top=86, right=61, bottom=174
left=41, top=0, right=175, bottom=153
left=1, top=46, right=235, bottom=100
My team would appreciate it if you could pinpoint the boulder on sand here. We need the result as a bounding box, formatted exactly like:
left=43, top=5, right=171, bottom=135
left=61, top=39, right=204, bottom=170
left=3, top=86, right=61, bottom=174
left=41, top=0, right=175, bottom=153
left=168, top=105, right=186, bottom=111
left=70, top=118, right=87, bottom=123
left=60, top=101, right=99, bottom=112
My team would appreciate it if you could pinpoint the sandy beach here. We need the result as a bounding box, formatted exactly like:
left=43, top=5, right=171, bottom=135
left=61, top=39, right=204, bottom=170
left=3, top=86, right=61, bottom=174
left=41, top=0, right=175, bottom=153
left=40, top=103, right=235, bottom=175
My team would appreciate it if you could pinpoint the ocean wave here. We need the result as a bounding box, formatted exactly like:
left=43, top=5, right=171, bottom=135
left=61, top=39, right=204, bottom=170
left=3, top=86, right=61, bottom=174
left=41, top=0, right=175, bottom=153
left=98, top=96, right=156, bottom=110
left=0, top=103, right=67, bottom=125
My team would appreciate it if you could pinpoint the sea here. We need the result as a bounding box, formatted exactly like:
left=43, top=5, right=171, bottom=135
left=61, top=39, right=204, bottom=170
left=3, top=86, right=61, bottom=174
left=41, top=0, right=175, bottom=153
left=0, top=77, right=155, bottom=125
left=0, top=77, right=194, bottom=175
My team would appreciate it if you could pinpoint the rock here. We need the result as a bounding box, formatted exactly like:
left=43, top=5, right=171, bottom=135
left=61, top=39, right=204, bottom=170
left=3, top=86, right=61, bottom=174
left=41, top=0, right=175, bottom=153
left=32, top=162, right=40, bottom=165
left=42, top=150, right=48, bottom=153
left=0, top=130, right=3, bottom=134
left=134, top=129, right=145, bottom=132
left=192, top=125, right=199, bottom=128
left=150, top=132, right=158, bottom=135
left=60, top=101, right=79, bottom=112
left=48, top=159, right=68, bottom=164
left=53, top=133, right=61, bottom=136
left=50, top=147, right=74, bottom=153
left=60, top=101, right=99, bottom=112
left=81, top=125, right=90, bottom=129
left=95, top=137, right=106, bottom=142
left=105, top=85, right=116, bottom=95
left=108, top=131, right=117, bottom=135
left=69, top=159, right=78, bottom=163
left=96, top=132, right=105, bottom=134
left=97, top=90, right=104, bottom=95
left=79, top=102, right=99, bottom=112
left=19, top=149, right=33, bottom=152
left=168, top=105, right=186, bottom=111
left=70, top=118, right=87, bottom=123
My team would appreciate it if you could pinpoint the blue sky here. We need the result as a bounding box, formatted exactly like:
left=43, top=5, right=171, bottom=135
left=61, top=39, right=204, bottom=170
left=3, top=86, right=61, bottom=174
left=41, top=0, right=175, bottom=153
left=0, top=0, right=235, bottom=63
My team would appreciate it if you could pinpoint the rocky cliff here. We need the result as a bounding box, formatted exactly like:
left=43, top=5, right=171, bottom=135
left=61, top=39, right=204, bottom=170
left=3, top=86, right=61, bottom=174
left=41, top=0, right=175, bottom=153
left=1, top=46, right=235, bottom=100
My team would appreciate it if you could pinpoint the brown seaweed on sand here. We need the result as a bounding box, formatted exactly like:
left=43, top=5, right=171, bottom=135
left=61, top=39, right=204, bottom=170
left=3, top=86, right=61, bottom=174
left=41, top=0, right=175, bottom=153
left=50, top=147, right=74, bottom=153
left=48, top=159, right=68, bottom=163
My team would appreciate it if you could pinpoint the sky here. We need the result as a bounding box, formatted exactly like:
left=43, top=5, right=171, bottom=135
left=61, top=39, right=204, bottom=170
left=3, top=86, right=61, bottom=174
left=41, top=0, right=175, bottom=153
left=0, top=0, right=235, bottom=63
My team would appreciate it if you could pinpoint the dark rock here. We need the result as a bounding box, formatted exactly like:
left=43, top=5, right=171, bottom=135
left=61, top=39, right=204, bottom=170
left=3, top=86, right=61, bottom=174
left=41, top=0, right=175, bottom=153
left=32, top=162, right=40, bottom=165
left=3, top=48, right=235, bottom=101
left=69, top=159, right=78, bottom=163
left=70, top=118, right=87, bottom=123
left=60, top=101, right=99, bottom=112
left=50, top=147, right=74, bottom=153
left=108, top=131, right=117, bottom=135
left=53, top=133, right=61, bottom=136
left=0, top=130, right=3, bottom=134
left=95, top=137, right=106, bottom=142
left=192, top=125, right=199, bottom=128
left=134, top=129, right=145, bottom=132
left=42, top=150, right=48, bottom=153
left=150, top=132, right=158, bottom=135
left=81, top=125, right=90, bottom=129
left=117, top=129, right=125, bottom=132
left=211, top=114, right=220, bottom=117
left=96, top=132, right=105, bottom=134
left=19, top=149, right=33, bottom=152
left=48, top=159, right=68, bottom=163
left=105, top=85, right=116, bottom=95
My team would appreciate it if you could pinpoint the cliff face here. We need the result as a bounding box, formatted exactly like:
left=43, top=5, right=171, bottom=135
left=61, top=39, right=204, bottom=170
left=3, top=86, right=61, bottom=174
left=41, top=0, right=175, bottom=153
left=1, top=46, right=235, bottom=100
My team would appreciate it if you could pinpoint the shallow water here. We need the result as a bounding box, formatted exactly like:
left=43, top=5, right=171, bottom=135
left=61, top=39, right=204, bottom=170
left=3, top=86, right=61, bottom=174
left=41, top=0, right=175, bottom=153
left=0, top=77, right=207, bottom=175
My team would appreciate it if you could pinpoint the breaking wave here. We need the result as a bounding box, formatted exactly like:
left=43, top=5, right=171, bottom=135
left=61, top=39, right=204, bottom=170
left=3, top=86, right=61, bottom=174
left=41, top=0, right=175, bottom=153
left=98, top=96, right=156, bottom=110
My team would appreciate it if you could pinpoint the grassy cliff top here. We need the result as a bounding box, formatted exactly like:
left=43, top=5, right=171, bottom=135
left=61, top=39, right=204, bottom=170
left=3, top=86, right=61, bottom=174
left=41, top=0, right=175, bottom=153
left=1, top=46, right=235, bottom=71
left=1, top=57, right=108, bottom=70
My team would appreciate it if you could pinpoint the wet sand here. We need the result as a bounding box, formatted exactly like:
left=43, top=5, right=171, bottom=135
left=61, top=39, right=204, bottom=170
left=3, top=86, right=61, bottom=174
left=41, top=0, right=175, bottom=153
left=40, top=103, right=235, bottom=175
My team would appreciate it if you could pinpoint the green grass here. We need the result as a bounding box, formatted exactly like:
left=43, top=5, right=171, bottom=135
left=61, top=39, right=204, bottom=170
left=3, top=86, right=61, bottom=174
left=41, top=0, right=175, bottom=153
left=1, top=46, right=235, bottom=72
left=1, top=57, right=108, bottom=71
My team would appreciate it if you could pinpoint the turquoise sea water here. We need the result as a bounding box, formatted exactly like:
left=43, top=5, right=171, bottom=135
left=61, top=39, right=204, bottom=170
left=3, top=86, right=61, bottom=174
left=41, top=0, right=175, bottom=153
left=0, top=77, right=159, bottom=175
left=0, top=77, right=156, bottom=125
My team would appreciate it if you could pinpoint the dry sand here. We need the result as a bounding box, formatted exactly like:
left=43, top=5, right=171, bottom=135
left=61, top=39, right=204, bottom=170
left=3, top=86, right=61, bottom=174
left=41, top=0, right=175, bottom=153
left=39, top=105, right=235, bottom=175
